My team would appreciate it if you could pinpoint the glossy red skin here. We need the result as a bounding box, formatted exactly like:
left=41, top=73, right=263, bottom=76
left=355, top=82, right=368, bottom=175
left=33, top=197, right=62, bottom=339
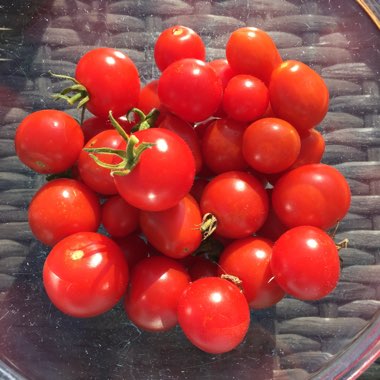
left=28, top=179, right=101, bottom=247
left=271, top=226, right=340, bottom=300
left=272, top=163, right=351, bottom=230
left=154, top=25, right=206, bottom=72
left=242, top=117, right=301, bottom=174
left=124, top=256, right=190, bottom=332
left=201, top=118, right=249, bottom=174
left=15, top=110, right=83, bottom=174
left=269, top=60, right=329, bottom=132
left=223, top=75, right=269, bottom=122
left=200, top=171, right=269, bottom=239
left=218, top=237, right=285, bottom=309
left=112, top=233, right=149, bottom=269
left=75, top=48, right=140, bottom=118
left=114, top=128, right=196, bottom=211
left=101, top=195, right=139, bottom=237
left=78, top=130, right=124, bottom=195
left=177, top=277, right=250, bottom=354
left=158, top=58, right=223, bottom=123
left=139, top=194, right=202, bottom=259
left=208, top=59, right=236, bottom=89
left=43, top=232, right=129, bottom=317
left=158, top=113, right=203, bottom=173
left=226, top=27, right=282, bottom=85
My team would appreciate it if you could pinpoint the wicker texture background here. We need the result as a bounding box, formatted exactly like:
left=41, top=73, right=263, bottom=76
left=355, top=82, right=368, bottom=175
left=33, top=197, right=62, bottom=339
left=0, top=0, right=379, bottom=379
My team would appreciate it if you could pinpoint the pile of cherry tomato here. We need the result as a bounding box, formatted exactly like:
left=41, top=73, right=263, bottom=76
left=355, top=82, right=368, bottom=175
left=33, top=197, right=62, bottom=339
left=14, top=25, right=351, bottom=354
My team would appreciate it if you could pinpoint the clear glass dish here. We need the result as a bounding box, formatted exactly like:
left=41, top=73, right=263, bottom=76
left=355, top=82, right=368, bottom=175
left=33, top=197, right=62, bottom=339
left=0, top=0, right=379, bottom=379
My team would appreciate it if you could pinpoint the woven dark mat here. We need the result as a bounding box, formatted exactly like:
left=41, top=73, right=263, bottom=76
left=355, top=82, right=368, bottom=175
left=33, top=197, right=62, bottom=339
left=0, top=1, right=379, bottom=379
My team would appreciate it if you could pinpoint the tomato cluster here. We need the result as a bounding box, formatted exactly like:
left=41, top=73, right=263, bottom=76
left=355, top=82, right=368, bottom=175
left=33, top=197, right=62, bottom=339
left=14, top=25, right=351, bottom=354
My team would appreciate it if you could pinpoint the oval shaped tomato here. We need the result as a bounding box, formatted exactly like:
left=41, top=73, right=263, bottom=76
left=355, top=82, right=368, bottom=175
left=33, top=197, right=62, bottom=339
left=158, top=58, right=223, bottom=122
left=28, top=179, right=101, bottom=246
left=271, top=226, right=340, bottom=300
left=269, top=60, right=329, bottom=132
left=15, top=110, right=83, bottom=174
left=154, top=25, right=205, bottom=72
left=114, top=128, right=196, bottom=211
left=124, top=256, right=190, bottom=332
left=272, top=163, right=351, bottom=230
left=177, top=277, right=250, bottom=354
left=140, top=194, right=202, bottom=259
left=43, top=232, right=129, bottom=317
left=218, top=237, right=285, bottom=309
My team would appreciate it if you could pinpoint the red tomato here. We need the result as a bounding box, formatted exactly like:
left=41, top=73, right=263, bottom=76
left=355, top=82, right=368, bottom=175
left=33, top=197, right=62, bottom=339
left=139, top=194, right=202, bottom=259
left=177, top=277, right=250, bottom=354
left=114, top=128, right=196, bottom=211
left=154, top=25, right=205, bottom=72
left=269, top=60, right=329, bottom=132
left=113, top=233, right=149, bottom=269
left=242, top=118, right=301, bottom=174
left=28, top=179, right=101, bottom=246
left=190, top=177, right=209, bottom=204
left=43, top=232, right=129, bottom=317
left=271, top=226, right=340, bottom=300
left=226, top=27, right=282, bottom=85
left=222, top=75, right=269, bottom=122
left=200, top=171, right=269, bottom=239
left=15, top=110, right=83, bottom=174
left=124, top=256, right=190, bottom=332
left=158, top=58, right=223, bottom=122
left=218, top=237, right=285, bottom=309
left=101, top=195, right=139, bottom=237
left=78, top=130, right=124, bottom=195
left=272, top=163, right=351, bottom=230
left=75, top=48, right=140, bottom=118
left=208, top=59, right=236, bottom=89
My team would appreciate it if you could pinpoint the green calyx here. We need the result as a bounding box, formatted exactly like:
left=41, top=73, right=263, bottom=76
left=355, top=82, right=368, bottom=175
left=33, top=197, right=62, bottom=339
left=83, top=111, right=155, bottom=176
left=129, top=108, right=160, bottom=132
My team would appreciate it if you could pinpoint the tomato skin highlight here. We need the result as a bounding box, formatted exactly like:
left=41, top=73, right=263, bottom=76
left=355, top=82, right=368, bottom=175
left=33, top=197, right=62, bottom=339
left=271, top=226, right=340, bottom=300
left=43, top=232, right=129, bottom=318
left=177, top=277, right=250, bottom=354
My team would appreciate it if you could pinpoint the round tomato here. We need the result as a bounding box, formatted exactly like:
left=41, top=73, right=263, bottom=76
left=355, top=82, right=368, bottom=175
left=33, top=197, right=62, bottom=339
left=140, top=194, right=202, bottom=259
left=271, top=226, right=340, bottom=300
left=269, top=60, right=329, bottom=132
left=154, top=25, right=205, bottom=71
left=158, top=58, right=223, bottom=122
left=43, top=232, right=129, bottom=317
left=124, top=256, right=190, bottom=332
left=218, top=237, right=285, bottom=309
left=28, top=179, right=101, bottom=246
left=177, top=276, right=250, bottom=354
left=75, top=48, right=140, bottom=118
left=15, top=110, right=83, bottom=174
left=272, top=163, right=351, bottom=230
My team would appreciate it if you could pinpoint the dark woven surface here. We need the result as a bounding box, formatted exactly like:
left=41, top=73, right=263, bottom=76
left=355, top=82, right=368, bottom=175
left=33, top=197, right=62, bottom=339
left=0, top=1, right=379, bottom=379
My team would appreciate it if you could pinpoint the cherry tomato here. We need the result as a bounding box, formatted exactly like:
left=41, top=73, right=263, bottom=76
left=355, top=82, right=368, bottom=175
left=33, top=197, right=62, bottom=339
left=201, top=118, right=248, bottom=174
left=15, top=110, right=83, bottom=174
left=139, top=194, right=202, bottom=259
left=271, top=226, right=340, bottom=300
left=158, top=58, right=223, bottom=122
left=78, top=130, right=124, bottom=195
left=124, top=256, right=190, bottom=332
left=154, top=25, right=206, bottom=72
left=101, top=195, right=139, bottom=237
left=75, top=48, right=140, bottom=118
left=43, top=232, right=129, bottom=317
left=269, top=60, right=329, bottom=132
left=177, top=277, right=250, bottom=354
left=208, top=59, right=236, bottom=89
left=226, top=27, right=282, bottom=85
left=200, top=171, right=269, bottom=239
left=242, top=117, right=301, bottom=174
left=28, top=179, right=101, bottom=246
left=190, top=177, right=209, bottom=204
left=272, top=163, right=351, bottom=230
left=223, top=75, right=269, bottom=122
left=114, top=128, right=196, bottom=211
left=218, top=237, right=285, bottom=309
